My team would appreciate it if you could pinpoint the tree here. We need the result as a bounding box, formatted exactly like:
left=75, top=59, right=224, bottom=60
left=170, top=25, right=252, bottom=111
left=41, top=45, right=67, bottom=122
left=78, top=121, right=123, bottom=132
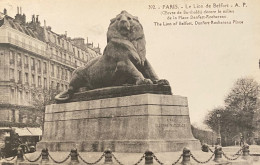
left=204, top=107, right=238, bottom=146
left=31, top=88, right=59, bottom=128
left=225, top=78, right=259, bottom=139
left=204, top=77, right=260, bottom=145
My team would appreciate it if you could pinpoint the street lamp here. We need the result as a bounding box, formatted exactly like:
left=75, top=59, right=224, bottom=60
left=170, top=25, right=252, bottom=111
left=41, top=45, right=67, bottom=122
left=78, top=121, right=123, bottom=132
left=217, top=110, right=221, bottom=146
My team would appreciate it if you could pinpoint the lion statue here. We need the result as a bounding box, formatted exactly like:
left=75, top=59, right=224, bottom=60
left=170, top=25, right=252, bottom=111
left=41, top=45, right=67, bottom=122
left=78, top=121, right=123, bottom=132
left=55, top=11, right=169, bottom=101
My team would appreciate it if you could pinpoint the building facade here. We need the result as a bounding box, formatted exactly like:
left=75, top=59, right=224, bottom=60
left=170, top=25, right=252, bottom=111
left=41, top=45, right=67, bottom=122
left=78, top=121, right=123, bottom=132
left=0, top=8, right=101, bottom=125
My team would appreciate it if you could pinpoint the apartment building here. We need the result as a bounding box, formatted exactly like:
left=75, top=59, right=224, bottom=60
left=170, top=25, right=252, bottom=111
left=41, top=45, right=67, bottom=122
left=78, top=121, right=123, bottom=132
left=0, top=8, right=101, bottom=125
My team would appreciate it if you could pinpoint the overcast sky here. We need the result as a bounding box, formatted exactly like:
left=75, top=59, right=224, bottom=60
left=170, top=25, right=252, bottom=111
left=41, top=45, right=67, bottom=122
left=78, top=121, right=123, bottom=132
left=1, top=0, right=259, bottom=128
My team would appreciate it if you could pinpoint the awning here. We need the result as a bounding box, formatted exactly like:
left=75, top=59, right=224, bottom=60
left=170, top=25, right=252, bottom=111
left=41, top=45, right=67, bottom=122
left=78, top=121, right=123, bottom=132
left=0, top=127, right=12, bottom=131
left=27, top=127, right=42, bottom=136
left=13, top=127, right=42, bottom=136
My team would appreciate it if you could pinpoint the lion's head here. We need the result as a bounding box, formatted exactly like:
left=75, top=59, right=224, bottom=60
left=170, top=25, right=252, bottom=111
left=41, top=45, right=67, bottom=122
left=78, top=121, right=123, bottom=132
left=107, top=11, right=146, bottom=64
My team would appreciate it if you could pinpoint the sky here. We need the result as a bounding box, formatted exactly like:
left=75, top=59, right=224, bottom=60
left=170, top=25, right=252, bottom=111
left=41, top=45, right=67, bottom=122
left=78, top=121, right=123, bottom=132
left=0, top=0, right=259, bottom=129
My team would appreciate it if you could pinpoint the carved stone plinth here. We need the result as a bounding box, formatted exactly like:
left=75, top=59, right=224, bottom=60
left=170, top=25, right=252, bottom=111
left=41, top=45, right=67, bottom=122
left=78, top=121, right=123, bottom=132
left=37, top=87, right=200, bottom=153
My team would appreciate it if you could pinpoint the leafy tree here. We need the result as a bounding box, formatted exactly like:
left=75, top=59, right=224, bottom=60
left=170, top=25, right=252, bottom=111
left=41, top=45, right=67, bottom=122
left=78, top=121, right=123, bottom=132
left=204, top=78, right=260, bottom=145
left=225, top=78, right=259, bottom=139
left=31, top=88, right=59, bottom=128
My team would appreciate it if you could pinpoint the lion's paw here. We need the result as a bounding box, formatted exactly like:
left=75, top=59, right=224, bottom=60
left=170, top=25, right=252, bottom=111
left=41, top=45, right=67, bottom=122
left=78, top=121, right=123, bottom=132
left=136, top=78, right=153, bottom=85
left=55, top=90, right=70, bottom=101
left=155, top=79, right=170, bottom=85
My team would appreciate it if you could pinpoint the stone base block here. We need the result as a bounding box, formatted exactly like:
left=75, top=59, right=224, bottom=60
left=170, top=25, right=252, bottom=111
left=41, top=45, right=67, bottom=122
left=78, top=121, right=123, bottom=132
left=37, top=93, right=200, bottom=153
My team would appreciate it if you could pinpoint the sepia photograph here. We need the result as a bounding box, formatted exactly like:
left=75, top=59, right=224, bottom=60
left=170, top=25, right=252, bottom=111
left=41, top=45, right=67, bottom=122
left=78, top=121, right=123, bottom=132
left=0, top=0, right=259, bottom=164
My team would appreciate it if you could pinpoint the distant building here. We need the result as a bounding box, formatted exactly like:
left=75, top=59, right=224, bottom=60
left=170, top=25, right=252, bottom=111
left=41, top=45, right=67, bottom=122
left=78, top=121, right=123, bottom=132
left=0, top=7, right=101, bottom=126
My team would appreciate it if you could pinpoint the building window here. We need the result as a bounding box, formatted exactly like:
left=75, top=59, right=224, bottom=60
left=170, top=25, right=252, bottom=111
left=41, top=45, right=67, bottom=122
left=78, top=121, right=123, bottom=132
left=37, top=60, right=41, bottom=73
left=17, top=53, right=22, bottom=66
left=10, top=89, right=15, bottom=102
left=18, top=71, right=22, bottom=83
left=61, top=68, right=64, bottom=80
left=10, top=51, right=15, bottom=64
left=57, top=83, right=60, bottom=90
left=25, top=92, right=29, bottom=102
left=69, top=71, right=72, bottom=80
left=51, top=81, right=54, bottom=89
left=65, top=69, right=68, bottom=80
left=61, top=84, right=64, bottom=91
left=10, top=69, right=14, bottom=81
left=57, top=66, right=60, bottom=79
left=32, top=74, right=35, bottom=85
left=18, top=90, right=22, bottom=104
left=65, top=85, right=68, bottom=90
left=38, top=76, right=41, bottom=87
left=51, top=64, right=54, bottom=76
left=44, top=78, right=47, bottom=89
left=24, top=56, right=28, bottom=68
left=43, top=62, right=47, bottom=74
left=31, top=58, right=35, bottom=70
left=25, top=73, right=29, bottom=83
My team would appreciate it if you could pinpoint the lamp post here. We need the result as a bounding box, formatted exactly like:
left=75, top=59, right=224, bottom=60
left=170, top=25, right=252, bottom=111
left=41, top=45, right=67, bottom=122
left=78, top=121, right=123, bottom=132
left=217, top=110, right=221, bottom=146
left=212, top=131, right=214, bottom=147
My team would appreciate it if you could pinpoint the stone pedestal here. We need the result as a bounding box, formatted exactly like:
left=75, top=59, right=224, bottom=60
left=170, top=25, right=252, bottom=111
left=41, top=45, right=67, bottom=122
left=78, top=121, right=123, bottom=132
left=37, top=93, right=200, bottom=152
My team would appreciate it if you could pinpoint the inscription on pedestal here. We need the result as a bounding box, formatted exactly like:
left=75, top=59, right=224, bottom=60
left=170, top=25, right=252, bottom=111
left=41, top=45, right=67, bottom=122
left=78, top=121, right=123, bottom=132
left=155, top=118, right=186, bottom=131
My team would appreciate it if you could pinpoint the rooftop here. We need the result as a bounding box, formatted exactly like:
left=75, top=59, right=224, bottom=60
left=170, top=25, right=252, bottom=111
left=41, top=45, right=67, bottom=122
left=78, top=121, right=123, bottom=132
left=0, top=7, right=101, bottom=54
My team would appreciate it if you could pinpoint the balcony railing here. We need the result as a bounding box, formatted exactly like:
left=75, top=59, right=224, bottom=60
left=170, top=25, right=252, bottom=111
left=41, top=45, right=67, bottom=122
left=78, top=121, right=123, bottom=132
left=50, top=54, right=77, bottom=68
left=0, top=36, right=45, bottom=56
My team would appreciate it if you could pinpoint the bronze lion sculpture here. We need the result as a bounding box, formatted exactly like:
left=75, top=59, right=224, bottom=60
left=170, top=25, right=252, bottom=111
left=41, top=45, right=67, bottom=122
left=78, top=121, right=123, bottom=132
left=55, top=11, right=169, bottom=101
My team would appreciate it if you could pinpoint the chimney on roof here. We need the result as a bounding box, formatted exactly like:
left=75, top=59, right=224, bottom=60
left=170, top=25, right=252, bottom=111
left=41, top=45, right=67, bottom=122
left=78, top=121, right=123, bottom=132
left=3, top=8, right=7, bottom=15
left=65, top=31, right=67, bottom=36
left=36, top=15, right=39, bottom=23
left=71, top=38, right=85, bottom=48
left=32, top=15, right=35, bottom=22
left=14, top=7, right=26, bottom=24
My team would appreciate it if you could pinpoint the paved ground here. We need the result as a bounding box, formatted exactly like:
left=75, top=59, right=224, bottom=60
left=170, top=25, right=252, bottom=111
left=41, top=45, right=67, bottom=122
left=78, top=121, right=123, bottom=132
left=1, top=145, right=260, bottom=164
